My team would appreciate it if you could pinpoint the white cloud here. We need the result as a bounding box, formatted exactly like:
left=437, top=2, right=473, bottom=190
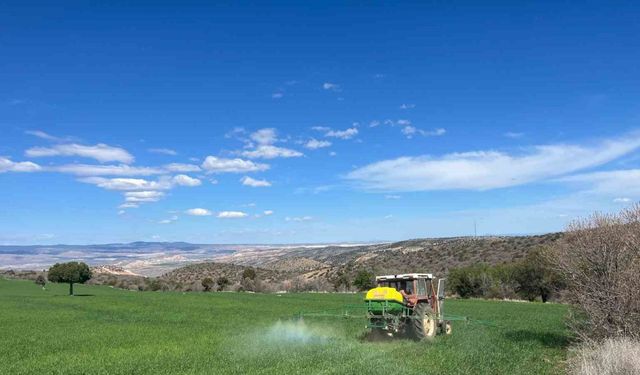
left=325, top=127, right=358, bottom=139
left=148, top=148, right=177, bottom=155
left=241, top=145, right=303, bottom=159
left=347, top=134, right=640, bottom=191
left=201, top=156, right=269, bottom=173
left=369, top=120, right=381, bottom=128
left=250, top=128, right=278, bottom=145
left=558, top=169, right=640, bottom=196
left=185, top=208, right=212, bottom=216
left=53, top=164, right=163, bottom=176
left=400, top=104, right=415, bottom=109
left=217, top=211, right=248, bottom=218
left=0, top=157, right=41, bottom=173
left=272, top=92, right=284, bottom=99
left=322, top=82, right=340, bottom=91
left=25, top=130, right=67, bottom=142
left=26, top=143, right=134, bottom=163
left=329, top=151, right=337, bottom=156
left=312, top=126, right=331, bottom=132
left=159, top=215, right=179, bottom=224
left=78, top=177, right=167, bottom=191
left=118, top=210, right=126, bottom=215
left=385, top=195, right=401, bottom=199
left=614, top=197, right=631, bottom=203
left=124, top=191, right=165, bottom=203
left=119, top=203, right=139, bottom=209
left=172, top=174, right=201, bottom=187
left=163, top=163, right=201, bottom=172
left=285, top=216, right=313, bottom=222
left=305, top=139, right=332, bottom=149
left=79, top=174, right=200, bottom=191
left=263, top=210, right=274, bottom=216
left=401, top=126, right=417, bottom=138
left=240, top=176, right=272, bottom=187
left=504, top=132, right=524, bottom=138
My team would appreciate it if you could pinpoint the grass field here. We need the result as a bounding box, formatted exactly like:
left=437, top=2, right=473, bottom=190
left=0, top=278, right=569, bottom=374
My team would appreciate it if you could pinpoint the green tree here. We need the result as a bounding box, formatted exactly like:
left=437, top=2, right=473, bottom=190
left=332, top=272, right=351, bottom=291
left=47, top=262, right=92, bottom=296
left=201, top=277, right=214, bottom=292
left=353, top=270, right=375, bottom=291
left=35, top=275, right=46, bottom=290
left=216, top=276, right=230, bottom=291
left=513, top=248, right=564, bottom=303
left=242, top=268, right=256, bottom=280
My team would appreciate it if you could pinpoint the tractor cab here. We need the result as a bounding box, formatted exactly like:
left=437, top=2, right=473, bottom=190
left=375, top=273, right=434, bottom=306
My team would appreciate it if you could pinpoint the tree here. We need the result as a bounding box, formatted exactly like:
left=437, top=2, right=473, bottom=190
left=216, top=276, right=230, bottom=291
left=201, top=277, right=214, bottom=292
left=332, top=272, right=351, bottom=292
left=513, top=248, right=563, bottom=303
left=353, top=270, right=375, bottom=291
left=47, top=262, right=92, bottom=296
left=35, top=275, right=46, bottom=290
left=242, top=268, right=256, bottom=280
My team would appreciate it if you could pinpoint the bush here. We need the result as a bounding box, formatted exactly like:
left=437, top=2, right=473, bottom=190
left=201, top=277, right=214, bottom=292
left=569, top=338, right=640, bottom=375
left=549, top=205, right=640, bottom=340
left=34, top=275, right=46, bottom=289
left=216, top=276, right=230, bottom=291
left=512, top=248, right=564, bottom=302
left=353, top=270, right=375, bottom=291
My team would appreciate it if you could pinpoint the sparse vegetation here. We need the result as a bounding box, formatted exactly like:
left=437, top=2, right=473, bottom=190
left=569, top=338, right=640, bottom=375
left=549, top=204, right=640, bottom=341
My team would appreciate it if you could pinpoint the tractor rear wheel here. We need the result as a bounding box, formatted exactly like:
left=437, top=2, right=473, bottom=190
left=410, top=303, right=437, bottom=341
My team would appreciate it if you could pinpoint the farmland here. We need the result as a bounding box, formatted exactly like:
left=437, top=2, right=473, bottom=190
left=0, top=278, right=569, bottom=374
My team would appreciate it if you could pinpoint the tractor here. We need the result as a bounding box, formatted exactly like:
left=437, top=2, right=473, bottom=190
left=364, top=273, right=451, bottom=340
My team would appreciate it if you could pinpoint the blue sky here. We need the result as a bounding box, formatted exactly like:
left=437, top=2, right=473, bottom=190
left=2, top=1, right=640, bottom=244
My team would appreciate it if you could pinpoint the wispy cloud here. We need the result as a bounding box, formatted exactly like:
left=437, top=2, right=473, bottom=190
left=240, top=176, right=272, bottom=187
left=241, top=145, right=303, bottom=159
left=163, top=163, right=201, bottom=172
left=400, top=104, right=415, bottom=109
left=263, top=210, right=274, bottom=216
left=322, top=82, right=340, bottom=91
left=124, top=191, right=164, bottom=203
left=0, top=157, right=41, bottom=173
left=614, top=197, right=631, bottom=203
left=25, top=130, right=70, bottom=142
left=26, top=143, right=134, bottom=163
left=217, top=211, right=248, bottom=218
left=159, top=215, right=179, bottom=224
left=347, top=133, right=640, bottom=191
left=148, top=148, right=177, bottom=155
left=305, top=139, right=332, bottom=149
left=201, top=156, right=269, bottom=173
left=185, top=208, right=212, bottom=216
left=53, top=164, right=163, bottom=176
left=325, top=127, right=358, bottom=139
left=285, top=216, right=313, bottom=222
left=504, top=132, right=524, bottom=138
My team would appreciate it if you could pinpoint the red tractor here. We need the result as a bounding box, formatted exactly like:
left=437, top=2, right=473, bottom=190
left=364, top=273, right=451, bottom=340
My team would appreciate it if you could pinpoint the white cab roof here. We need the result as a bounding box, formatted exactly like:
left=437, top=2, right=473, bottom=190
left=376, top=273, right=433, bottom=281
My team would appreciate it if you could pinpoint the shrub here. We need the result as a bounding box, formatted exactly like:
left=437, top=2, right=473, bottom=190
left=242, top=268, right=256, bottom=281
left=353, top=270, right=375, bottom=291
left=34, top=275, right=46, bottom=289
left=569, top=337, right=640, bottom=375
left=549, top=205, right=640, bottom=340
left=216, top=276, right=230, bottom=291
left=201, top=277, right=214, bottom=292
left=512, top=248, right=564, bottom=302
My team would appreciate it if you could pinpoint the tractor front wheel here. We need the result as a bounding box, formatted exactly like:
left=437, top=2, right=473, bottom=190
left=410, top=303, right=437, bottom=341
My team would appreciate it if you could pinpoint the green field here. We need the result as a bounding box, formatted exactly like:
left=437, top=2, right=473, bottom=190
left=0, top=278, right=569, bottom=374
